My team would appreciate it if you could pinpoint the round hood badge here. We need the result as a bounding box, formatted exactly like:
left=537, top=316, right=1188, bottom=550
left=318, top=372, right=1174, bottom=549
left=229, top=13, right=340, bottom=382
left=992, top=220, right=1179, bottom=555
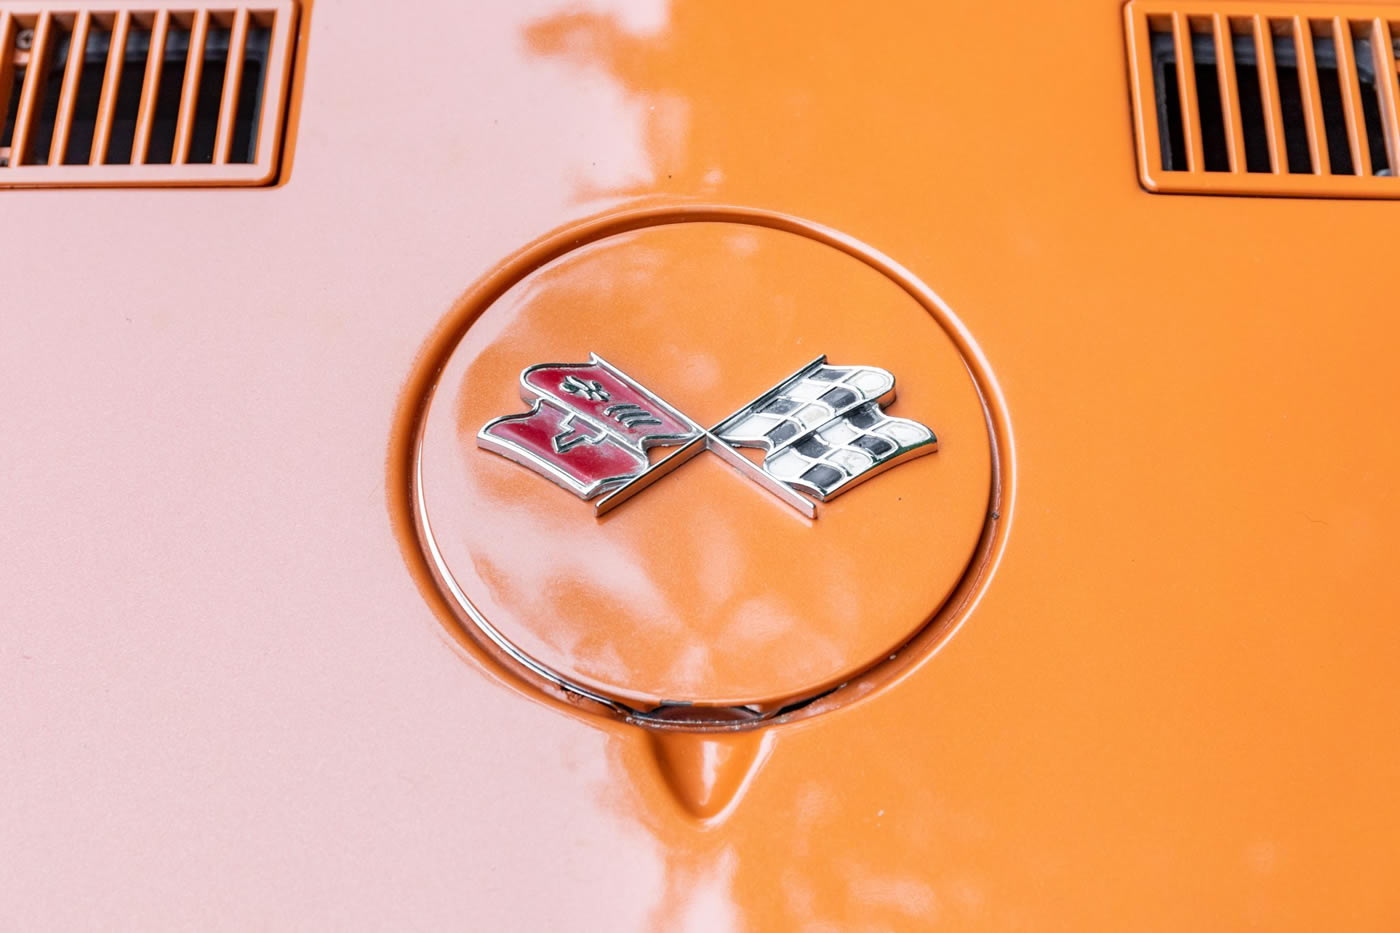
left=404, top=209, right=1010, bottom=725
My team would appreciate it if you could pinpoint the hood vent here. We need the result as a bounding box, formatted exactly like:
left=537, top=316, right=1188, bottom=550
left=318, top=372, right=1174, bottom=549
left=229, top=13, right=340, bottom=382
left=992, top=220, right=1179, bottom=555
left=1126, top=2, right=1400, bottom=196
left=0, top=1, right=297, bottom=187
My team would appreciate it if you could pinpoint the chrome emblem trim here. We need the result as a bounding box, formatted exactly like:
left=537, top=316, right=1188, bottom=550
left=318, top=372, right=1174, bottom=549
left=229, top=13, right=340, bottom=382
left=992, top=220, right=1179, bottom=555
left=479, top=354, right=938, bottom=518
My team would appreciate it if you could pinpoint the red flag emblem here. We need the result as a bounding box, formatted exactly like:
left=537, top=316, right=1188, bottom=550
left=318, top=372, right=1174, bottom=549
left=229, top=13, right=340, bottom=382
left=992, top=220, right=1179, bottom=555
left=478, top=355, right=701, bottom=499
left=519, top=358, right=697, bottom=450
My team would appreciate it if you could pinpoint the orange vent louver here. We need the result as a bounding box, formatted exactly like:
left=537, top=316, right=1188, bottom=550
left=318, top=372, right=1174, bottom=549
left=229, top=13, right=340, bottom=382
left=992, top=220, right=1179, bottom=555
left=0, top=0, right=297, bottom=186
left=1125, top=1, right=1400, bottom=196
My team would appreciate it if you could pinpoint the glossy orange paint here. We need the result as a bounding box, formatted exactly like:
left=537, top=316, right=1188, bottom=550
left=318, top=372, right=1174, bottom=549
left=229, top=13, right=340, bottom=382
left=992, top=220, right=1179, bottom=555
left=5, top=0, right=1400, bottom=929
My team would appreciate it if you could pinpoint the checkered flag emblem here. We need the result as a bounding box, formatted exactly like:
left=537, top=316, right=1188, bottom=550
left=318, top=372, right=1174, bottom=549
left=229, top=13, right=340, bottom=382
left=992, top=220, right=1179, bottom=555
left=480, top=355, right=937, bottom=518
left=710, top=363, right=937, bottom=501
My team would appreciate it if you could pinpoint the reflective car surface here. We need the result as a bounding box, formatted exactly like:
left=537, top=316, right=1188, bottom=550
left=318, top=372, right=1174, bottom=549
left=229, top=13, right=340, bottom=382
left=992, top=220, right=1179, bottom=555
left=5, top=0, right=1400, bottom=928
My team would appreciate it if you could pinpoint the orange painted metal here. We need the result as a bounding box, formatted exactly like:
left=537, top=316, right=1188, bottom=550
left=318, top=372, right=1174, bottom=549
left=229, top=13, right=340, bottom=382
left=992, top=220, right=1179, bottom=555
left=89, top=7, right=129, bottom=163
left=1126, top=0, right=1400, bottom=196
left=0, top=0, right=298, bottom=186
left=8, top=9, right=54, bottom=166
left=46, top=8, right=88, bottom=165
left=6, top=0, right=1400, bottom=928
left=213, top=6, right=251, bottom=166
left=171, top=8, right=209, bottom=165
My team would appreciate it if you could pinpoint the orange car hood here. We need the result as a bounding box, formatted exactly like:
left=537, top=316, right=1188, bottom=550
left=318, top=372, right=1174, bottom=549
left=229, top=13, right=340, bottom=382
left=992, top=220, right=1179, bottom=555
left=5, top=0, right=1400, bottom=928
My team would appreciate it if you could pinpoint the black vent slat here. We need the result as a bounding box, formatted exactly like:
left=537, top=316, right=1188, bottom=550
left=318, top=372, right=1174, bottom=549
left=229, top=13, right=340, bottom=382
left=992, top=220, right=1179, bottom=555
left=1195, top=52, right=1232, bottom=171
left=29, top=25, right=70, bottom=165
left=59, top=21, right=108, bottom=163
left=186, top=24, right=228, bottom=163
left=1271, top=28, right=1315, bottom=173
left=229, top=25, right=270, bottom=164
left=145, top=20, right=186, bottom=164
left=1314, top=35, right=1358, bottom=174
left=102, top=23, right=149, bottom=165
left=1155, top=52, right=1188, bottom=169
left=1231, top=33, right=1276, bottom=172
left=1353, top=34, right=1394, bottom=172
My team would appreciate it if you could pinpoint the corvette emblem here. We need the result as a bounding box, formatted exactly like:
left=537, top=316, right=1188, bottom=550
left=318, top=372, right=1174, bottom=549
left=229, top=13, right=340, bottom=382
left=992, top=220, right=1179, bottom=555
left=478, top=354, right=937, bottom=518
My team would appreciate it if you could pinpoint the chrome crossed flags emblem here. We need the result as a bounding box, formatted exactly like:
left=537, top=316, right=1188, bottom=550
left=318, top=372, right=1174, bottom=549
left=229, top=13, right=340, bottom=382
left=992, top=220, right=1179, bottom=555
left=479, top=355, right=937, bottom=518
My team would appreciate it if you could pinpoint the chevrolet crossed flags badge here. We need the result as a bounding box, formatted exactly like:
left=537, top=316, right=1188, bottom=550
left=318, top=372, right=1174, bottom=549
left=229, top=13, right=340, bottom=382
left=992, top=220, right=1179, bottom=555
left=479, top=355, right=937, bottom=518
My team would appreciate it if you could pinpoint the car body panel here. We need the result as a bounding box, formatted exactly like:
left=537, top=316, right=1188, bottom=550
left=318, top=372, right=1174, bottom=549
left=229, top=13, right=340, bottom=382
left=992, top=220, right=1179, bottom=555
left=4, top=0, right=1400, bottom=928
